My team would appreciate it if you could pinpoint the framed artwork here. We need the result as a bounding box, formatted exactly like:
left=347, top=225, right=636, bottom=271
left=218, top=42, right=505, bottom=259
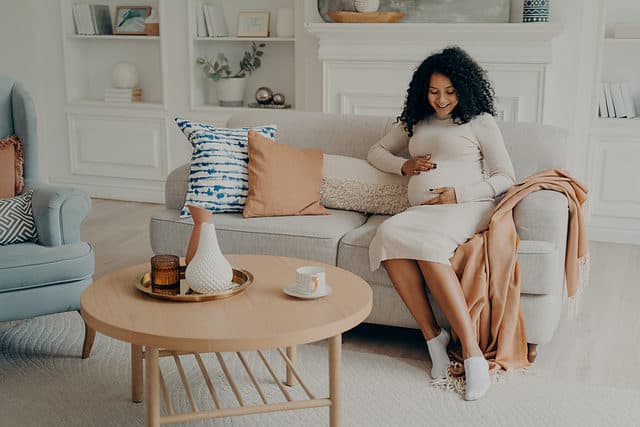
left=113, top=6, right=151, bottom=35
left=237, top=11, right=270, bottom=37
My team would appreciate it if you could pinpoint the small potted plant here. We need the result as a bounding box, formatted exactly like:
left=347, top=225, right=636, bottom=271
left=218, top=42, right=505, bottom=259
left=197, top=42, right=265, bottom=107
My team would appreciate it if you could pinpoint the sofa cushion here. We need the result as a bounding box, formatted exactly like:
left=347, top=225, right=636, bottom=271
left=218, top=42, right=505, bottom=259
left=175, top=118, right=277, bottom=216
left=244, top=130, right=328, bottom=218
left=337, top=215, right=561, bottom=296
left=150, top=207, right=367, bottom=266
left=0, top=241, right=94, bottom=293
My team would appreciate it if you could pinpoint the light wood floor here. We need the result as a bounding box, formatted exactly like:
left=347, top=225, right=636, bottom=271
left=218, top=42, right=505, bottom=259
left=81, top=198, right=640, bottom=390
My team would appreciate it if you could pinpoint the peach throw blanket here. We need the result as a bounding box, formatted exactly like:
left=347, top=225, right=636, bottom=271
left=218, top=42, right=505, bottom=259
left=448, top=169, right=589, bottom=375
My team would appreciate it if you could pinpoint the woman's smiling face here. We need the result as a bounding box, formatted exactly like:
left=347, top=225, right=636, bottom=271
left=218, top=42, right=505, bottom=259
left=427, top=73, right=458, bottom=118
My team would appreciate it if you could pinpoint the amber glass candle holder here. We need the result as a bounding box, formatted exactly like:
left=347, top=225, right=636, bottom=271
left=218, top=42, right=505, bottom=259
left=151, top=255, right=180, bottom=295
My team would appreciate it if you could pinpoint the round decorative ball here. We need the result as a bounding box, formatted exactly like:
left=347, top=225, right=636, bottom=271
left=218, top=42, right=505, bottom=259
left=272, top=93, right=286, bottom=105
left=255, top=87, right=273, bottom=104
left=111, top=62, right=139, bottom=89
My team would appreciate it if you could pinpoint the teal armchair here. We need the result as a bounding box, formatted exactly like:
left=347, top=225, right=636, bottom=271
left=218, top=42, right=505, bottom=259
left=0, top=76, right=96, bottom=358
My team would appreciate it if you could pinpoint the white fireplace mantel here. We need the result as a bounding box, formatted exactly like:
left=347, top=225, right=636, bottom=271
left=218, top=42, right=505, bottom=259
left=305, top=22, right=564, bottom=121
left=306, top=23, right=563, bottom=62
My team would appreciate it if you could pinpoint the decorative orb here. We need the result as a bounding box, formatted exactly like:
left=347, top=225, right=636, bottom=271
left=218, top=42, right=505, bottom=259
left=255, top=87, right=273, bottom=104
left=272, top=93, right=286, bottom=105
left=111, top=62, right=139, bottom=89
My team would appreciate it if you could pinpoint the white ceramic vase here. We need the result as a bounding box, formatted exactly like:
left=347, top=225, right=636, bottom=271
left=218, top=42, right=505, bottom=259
left=354, top=0, right=379, bottom=13
left=185, top=222, right=234, bottom=293
left=214, top=76, right=248, bottom=106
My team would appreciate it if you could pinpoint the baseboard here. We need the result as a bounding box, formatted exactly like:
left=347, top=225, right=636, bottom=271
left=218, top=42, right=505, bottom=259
left=48, top=177, right=165, bottom=204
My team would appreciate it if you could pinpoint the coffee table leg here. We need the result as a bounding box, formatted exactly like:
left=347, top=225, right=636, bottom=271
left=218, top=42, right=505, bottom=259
left=285, top=346, right=297, bottom=386
left=132, top=344, right=144, bottom=403
left=329, top=335, right=341, bottom=427
left=145, top=346, right=160, bottom=427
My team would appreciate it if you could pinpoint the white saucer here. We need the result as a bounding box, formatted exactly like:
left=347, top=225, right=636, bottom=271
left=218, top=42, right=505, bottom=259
left=283, top=283, right=332, bottom=300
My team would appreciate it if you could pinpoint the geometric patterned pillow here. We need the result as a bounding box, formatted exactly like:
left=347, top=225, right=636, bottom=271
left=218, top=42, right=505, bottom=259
left=0, top=189, right=38, bottom=245
left=175, top=118, right=277, bottom=217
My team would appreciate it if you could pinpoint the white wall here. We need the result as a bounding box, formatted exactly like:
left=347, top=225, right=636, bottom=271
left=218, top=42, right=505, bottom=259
left=0, top=0, right=49, bottom=179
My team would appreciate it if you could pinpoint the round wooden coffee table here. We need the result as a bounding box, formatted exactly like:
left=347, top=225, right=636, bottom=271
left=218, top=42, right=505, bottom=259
left=81, top=255, right=372, bottom=427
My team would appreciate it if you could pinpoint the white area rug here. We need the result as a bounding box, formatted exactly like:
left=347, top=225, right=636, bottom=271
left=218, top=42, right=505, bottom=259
left=1, top=312, right=639, bottom=427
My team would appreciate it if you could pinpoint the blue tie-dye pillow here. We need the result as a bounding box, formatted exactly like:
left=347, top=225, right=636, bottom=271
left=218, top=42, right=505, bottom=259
left=175, top=118, right=277, bottom=217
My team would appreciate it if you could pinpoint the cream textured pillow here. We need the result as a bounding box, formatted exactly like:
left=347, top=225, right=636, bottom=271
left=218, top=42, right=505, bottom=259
left=243, top=131, right=329, bottom=218
left=321, top=154, right=410, bottom=215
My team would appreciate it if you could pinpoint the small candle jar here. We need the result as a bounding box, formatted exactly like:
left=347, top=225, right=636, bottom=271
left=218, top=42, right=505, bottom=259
left=151, top=255, right=180, bottom=295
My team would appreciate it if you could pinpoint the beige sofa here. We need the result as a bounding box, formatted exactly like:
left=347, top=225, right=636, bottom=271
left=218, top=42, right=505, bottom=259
left=150, top=110, right=570, bottom=351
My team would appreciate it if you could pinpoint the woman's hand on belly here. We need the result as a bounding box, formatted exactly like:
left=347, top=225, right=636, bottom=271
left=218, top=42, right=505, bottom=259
left=401, top=155, right=436, bottom=176
left=422, top=187, right=457, bottom=205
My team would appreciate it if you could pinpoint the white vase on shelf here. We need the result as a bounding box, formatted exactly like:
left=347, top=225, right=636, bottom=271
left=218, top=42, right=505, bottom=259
left=185, top=222, right=234, bottom=294
left=215, top=76, right=248, bottom=107
left=354, top=0, right=379, bottom=13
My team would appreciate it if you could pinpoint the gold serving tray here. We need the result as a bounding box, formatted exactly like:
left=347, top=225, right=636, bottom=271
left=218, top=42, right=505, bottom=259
left=327, top=11, right=406, bottom=23
left=136, top=268, right=254, bottom=302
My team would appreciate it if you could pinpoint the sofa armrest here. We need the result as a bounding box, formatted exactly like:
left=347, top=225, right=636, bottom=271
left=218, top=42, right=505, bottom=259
left=28, top=184, right=92, bottom=246
left=166, top=163, right=189, bottom=210
left=513, top=189, right=569, bottom=244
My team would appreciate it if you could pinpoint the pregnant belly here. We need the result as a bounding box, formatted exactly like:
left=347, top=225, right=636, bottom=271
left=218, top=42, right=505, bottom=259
left=407, top=160, right=483, bottom=206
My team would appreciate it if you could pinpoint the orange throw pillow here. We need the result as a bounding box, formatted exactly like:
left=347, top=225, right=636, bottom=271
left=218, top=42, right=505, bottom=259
left=0, top=135, right=24, bottom=199
left=243, top=131, right=329, bottom=218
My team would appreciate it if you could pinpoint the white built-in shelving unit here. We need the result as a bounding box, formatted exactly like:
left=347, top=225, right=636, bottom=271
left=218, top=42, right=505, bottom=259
left=60, top=0, right=165, bottom=108
left=56, top=0, right=299, bottom=203
left=187, top=0, right=296, bottom=111
left=587, top=0, right=640, bottom=244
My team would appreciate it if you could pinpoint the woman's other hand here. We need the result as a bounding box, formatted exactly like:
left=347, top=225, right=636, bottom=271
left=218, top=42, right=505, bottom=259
left=401, top=155, right=437, bottom=176
left=423, top=187, right=457, bottom=205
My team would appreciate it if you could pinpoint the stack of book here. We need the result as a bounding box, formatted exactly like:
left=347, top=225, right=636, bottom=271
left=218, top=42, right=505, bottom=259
left=195, top=4, right=228, bottom=37
left=72, top=4, right=112, bottom=35
left=104, top=87, right=143, bottom=103
left=599, top=82, right=637, bottom=119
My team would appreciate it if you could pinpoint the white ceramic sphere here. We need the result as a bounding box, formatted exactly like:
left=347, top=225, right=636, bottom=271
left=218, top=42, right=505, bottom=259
left=111, top=62, right=139, bottom=89
left=354, top=0, right=379, bottom=13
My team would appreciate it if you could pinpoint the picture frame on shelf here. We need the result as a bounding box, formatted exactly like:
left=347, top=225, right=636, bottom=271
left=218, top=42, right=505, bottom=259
left=113, top=6, right=152, bottom=35
left=237, top=11, right=270, bottom=37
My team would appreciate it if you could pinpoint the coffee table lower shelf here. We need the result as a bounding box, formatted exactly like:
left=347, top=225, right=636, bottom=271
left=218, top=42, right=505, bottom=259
left=133, top=336, right=342, bottom=426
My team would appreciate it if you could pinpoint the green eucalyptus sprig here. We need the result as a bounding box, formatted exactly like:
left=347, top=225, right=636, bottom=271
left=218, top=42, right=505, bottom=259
left=197, top=42, right=266, bottom=81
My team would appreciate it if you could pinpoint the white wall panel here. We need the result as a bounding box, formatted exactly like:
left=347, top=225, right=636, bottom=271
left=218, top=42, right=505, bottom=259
left=68, top=113, right=166, bottom=181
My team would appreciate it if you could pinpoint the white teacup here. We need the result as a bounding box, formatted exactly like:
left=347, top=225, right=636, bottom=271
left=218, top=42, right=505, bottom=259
left=295, top=266, right=327, bottom=296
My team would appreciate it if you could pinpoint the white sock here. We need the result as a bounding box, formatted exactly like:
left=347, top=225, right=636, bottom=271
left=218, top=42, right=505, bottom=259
left=426, top=329, right=451, bottom=379
left=464, top=356, right=491, bottom=401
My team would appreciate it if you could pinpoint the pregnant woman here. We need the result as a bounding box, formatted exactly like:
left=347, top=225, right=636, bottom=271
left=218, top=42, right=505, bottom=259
left=368, top=46, right=516, bottom=401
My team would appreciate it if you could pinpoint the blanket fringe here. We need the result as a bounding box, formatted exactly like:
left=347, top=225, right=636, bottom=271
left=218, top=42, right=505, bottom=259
left=565, top=252, right=591, bottom=320
left=430, top=362, right=530, bottom=397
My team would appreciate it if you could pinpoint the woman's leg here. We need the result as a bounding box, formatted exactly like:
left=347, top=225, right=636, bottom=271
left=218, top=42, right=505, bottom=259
left=383, top=259, right=440, bottom=340
left=417, top=260, right=490, bottom=400
left=384, top=259, right=451, bottom=380
left=416, top=260, right=481, bottom=358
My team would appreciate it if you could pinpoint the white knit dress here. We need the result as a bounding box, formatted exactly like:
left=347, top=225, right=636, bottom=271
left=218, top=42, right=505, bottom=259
left=368, top=113, right=516, bottom=270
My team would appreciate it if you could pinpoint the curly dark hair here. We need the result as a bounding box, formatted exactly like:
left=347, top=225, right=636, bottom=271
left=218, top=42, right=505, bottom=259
left=397, top=46, right=496, bottom=137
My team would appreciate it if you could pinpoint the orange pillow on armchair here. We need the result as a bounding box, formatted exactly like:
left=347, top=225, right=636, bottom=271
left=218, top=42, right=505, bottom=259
left=243, top=130, right=329, bottom=218
left=0, top=135, right=24, bottom=199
